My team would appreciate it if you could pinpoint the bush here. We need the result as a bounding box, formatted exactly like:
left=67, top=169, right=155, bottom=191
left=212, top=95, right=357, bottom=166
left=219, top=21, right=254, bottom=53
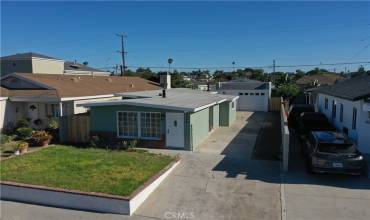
left=0, top=134, right=14, bottom=145
left=31, top=130, right=52, bottom=146
left=47, top=118, right=59, bottom=130
left=15, top=118, right=30, bottom=129
left=128, top=139, right=138, bottom=149
left=16, top=127, right=33, bottom=140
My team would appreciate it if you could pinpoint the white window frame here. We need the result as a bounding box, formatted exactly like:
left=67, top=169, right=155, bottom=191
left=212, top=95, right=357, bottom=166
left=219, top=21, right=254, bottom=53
left=116, top=111, right=139, bottom=138
left=116, top=111, right=162, bottom=140
left=140, top=112, right=162, bottom=140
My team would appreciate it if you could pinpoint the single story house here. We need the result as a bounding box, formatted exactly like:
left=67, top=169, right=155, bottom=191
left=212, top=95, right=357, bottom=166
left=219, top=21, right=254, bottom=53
left=0, top=73, right=160, bottom=130
left=217, top=80, right=271, bottom=112
left=315, top=74, right=370, bottom=154
left=82, top=88, right=238, bottom=151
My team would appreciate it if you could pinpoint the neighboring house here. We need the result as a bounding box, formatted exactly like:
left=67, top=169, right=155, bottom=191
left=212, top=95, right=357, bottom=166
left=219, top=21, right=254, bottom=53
left=64, top=61, right=109, bottom=75
left=83, top=88, right=238, bottom=150
left=0, top=73, right=160, bottom=130
left=296, top=73, right=345, bottom=89
left=217, top=80, right=271, bottom=112
left=315, top=74, right=370, bottom=154
left=1, top=52, right=110, bottom=76
left=296, top=73, right=346, bottom=104
left=197, top=84, right=216, bottom=92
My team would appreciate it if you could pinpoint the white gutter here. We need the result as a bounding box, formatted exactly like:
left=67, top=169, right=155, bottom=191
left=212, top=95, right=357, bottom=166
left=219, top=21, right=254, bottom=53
left=61, top=94, right=115, bottom=101
left=9, top=97, right=60, bottom=102
left=80, top=100, right=195, bottom=112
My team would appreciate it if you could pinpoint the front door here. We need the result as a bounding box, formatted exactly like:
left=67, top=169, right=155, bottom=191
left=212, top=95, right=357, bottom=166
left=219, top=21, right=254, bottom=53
left=166, top=113, right=184, bottom=148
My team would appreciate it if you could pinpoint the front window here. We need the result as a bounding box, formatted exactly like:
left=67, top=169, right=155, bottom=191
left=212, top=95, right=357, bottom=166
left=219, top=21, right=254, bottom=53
left=340, top=104, right=343, bottom=122
left=117, top=112, right=138, bottom=138
left=140, top=112, right=161, bottom=139
left=46, top=104, right=60, bottom=117
left=324, top=98, right=328, bottom=109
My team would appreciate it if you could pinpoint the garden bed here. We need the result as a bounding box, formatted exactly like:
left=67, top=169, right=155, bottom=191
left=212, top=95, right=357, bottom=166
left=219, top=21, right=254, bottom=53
left=0, top=145, right=179, bottom=214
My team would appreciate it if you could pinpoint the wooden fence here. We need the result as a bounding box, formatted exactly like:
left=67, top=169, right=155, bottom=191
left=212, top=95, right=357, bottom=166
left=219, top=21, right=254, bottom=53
left=269, top=97, right=289, bottom=112
left=59, top=114, right=90, bottom=144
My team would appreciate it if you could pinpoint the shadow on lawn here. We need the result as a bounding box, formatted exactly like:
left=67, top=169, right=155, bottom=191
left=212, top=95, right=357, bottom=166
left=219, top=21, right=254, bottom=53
left=212, top=112, right=370, bottom=190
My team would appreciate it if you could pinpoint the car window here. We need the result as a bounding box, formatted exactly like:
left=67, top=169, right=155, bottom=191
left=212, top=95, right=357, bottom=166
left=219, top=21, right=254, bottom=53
left=318, top=143, right=357, bottom=154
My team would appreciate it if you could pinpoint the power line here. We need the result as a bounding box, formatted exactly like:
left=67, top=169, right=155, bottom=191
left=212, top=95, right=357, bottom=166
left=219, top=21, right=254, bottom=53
left=95, top=60, right=369, bottom=71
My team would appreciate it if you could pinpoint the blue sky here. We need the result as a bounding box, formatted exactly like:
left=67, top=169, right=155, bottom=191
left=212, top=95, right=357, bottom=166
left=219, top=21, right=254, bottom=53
left=1, top=1, right=370, bottom=72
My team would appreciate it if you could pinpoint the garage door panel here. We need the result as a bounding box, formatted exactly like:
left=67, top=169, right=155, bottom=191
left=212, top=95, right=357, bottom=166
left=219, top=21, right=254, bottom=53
left=237, top=96, right=266, bottom=111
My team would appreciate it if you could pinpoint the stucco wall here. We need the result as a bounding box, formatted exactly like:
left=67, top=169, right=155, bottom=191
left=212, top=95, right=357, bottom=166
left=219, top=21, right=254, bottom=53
left=31, top=58, right=64, bottom=74
left=317, top=93, right=370, bottom=153
left=213, top=104, right=219, bottom=129
left=189, top=107, right=210, bottom=150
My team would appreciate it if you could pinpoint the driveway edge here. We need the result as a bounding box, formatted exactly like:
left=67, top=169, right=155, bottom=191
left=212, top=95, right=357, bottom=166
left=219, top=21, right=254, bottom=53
left=280, top=163, right=287, bottom=220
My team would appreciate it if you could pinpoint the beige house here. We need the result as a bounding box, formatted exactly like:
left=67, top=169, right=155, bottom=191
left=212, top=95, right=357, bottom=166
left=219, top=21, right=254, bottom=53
left=1, top=52, right=109, bottom=77
left=0, top=52, right=161, bottom=131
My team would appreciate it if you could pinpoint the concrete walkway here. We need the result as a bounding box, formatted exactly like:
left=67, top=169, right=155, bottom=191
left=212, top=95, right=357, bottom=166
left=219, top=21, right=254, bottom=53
left=1, top=112, right=282, bottom=220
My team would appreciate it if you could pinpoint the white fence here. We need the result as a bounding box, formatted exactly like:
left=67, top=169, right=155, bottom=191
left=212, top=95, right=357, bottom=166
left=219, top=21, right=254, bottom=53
left=281, top=102, right=290, bottom=172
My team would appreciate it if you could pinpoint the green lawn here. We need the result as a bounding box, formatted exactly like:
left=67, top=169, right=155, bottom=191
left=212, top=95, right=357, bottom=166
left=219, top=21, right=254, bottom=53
left=0, top=145, right=175, bottom=197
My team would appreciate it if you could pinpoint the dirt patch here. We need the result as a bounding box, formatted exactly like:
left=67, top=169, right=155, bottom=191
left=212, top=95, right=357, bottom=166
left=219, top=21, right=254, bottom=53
left=252, top=112, right=281, bottom=161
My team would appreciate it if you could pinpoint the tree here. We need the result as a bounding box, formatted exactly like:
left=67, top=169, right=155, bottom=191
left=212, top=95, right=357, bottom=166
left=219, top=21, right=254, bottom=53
left=276, top=83, right=300, bottom=99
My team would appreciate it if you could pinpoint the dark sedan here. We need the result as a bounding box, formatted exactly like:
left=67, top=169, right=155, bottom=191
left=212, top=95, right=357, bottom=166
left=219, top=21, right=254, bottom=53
left=296, top=112, right=336, bottom=137
left=301, top=131, right=368, bottom=176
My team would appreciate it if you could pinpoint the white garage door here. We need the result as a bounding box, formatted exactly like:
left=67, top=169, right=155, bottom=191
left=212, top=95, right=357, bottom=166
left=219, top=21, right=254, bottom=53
left=237, top=93, right=266, bottom=111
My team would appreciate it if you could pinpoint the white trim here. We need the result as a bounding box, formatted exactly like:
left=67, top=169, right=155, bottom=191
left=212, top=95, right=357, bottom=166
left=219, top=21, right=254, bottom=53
left=61, top=94, right=115, bottom=101
left=86, top=101, right=194, bottom=112
left=9, top=97, right=60, bottom=102
left=116, top=111, right=162, bottom=140
left=116, top=111, right=139, bottom=139
left=0, top=97, right=8, bottom=101
left=194, top=102, right=218, bottom=112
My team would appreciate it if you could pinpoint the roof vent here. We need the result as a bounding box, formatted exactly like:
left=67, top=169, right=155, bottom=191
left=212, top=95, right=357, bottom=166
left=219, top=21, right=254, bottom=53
left=72, top=77, right=80, bottom=82
left=130, top=83, right=134, bottom=88
left=107, top=78, right=112, bottom=82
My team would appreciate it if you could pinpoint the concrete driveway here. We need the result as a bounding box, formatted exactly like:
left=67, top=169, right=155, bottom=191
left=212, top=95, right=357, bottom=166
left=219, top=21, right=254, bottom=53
left=1, top=112, right=282, bottom=220
left=282, top=131, right=370, bottom=220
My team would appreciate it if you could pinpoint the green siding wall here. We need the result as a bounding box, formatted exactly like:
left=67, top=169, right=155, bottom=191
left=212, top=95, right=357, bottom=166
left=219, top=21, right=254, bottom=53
left=213, top=104, right=219, bottom=129
left=219, top=100, right=236, bottom=126
left=229, top=101, right=236, bottom=124
left=90, top=105, right=181, bottom=134
left=189, top=107, right=210, bottom=150
left=219, top=102, right=230, bottom=126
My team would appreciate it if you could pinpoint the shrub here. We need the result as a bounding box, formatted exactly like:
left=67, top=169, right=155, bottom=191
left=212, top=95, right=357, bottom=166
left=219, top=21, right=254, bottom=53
left=0, top=134, right=14, bottom=145
left=89, top=135, right=101, bottom=148
left=31, top=130, right=52, bottom=146
left=128, top=139, right=138, bottom=149
left=16, top=127, right=33, bottom=140
left=15, top=118, right=30, bottom=129
left=47, top=118, right=59, bottom=130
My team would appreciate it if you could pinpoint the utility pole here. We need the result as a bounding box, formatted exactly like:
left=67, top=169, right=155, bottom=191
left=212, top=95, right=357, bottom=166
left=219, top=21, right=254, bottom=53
left=273, top=59, right=276, bottom=73
left=116, top=33, right=127, bottom=76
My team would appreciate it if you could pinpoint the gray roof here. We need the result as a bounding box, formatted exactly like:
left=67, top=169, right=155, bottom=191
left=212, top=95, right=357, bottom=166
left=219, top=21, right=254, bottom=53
left=64, top=61, right=106, bottom=72
left=82, top=88, right=238, bottom=112
left=218, top=81, right=269, bottom=90
left=316, top=74, right=370, bottom=101
left=1, top=52, right=61, bottom=60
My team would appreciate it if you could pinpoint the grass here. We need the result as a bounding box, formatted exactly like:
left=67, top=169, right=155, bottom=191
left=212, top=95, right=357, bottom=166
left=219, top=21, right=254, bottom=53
left=0, top=145, right=175, bottom=197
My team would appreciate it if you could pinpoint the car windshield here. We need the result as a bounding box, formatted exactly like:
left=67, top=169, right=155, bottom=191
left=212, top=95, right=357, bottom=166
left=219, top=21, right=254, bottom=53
left=318, top=143, right=357, bottom=154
